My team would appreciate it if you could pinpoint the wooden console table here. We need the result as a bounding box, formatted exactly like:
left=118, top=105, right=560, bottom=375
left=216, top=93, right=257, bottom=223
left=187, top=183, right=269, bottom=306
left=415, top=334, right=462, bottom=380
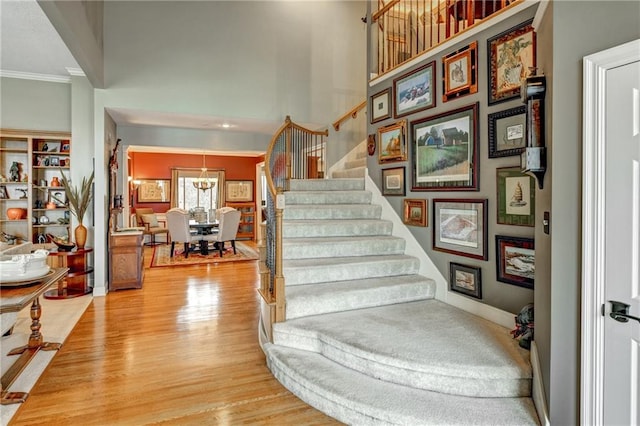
left=1, top=267, right=67, bottom=404
left=44, top=248, right=93, bottom=299
left=109, top=231, right=144, bottom=291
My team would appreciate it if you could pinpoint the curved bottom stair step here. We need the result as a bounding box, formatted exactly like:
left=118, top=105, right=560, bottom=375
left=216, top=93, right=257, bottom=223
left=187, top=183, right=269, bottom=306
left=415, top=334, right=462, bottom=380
left=273, top=300, right=531, bottom=398
left=265, top=344, right=539, bottom=426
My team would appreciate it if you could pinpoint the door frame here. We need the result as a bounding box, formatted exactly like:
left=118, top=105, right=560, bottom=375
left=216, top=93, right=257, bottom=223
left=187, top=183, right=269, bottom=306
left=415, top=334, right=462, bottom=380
left=581, top=38, right=640, bottom=426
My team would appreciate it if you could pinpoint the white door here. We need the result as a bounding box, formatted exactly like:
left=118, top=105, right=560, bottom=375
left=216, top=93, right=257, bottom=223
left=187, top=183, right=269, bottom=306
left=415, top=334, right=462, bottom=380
left=603, top=58, right=640, bottom=425
left=582, top=39, right=640, bottom=426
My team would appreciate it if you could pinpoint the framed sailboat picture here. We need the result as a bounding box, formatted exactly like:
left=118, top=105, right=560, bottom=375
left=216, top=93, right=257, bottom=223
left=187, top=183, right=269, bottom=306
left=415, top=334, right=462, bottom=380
left=496, top=167, right=535, bottom=226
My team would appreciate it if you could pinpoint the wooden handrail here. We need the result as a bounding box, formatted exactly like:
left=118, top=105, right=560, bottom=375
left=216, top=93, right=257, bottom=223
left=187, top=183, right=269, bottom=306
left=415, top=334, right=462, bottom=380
left=372, top=0, right=401, bottom=22
left=332, top=100, right=367, bottom=131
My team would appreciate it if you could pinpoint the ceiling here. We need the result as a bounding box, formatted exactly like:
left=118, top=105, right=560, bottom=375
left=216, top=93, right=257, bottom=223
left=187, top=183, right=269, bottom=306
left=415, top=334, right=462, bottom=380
left=0, top=0, right=274, bottom=156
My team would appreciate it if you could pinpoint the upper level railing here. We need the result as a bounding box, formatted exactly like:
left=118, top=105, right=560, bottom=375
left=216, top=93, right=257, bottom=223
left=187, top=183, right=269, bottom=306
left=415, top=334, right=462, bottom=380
left=373, top=0, right=520, bottom=76
left=261, top=117, right=328, bottom=323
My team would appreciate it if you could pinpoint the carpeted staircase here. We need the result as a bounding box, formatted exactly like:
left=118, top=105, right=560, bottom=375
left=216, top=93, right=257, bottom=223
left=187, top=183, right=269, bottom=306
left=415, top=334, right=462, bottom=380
left=263, top=170, right=539, bottom=424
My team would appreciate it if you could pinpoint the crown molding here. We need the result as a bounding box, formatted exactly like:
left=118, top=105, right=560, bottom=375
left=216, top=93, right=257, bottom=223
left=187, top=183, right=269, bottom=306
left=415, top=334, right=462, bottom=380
left=66, top=67, right=86, bottom=77
left=0, top=70, right=71, bottom=83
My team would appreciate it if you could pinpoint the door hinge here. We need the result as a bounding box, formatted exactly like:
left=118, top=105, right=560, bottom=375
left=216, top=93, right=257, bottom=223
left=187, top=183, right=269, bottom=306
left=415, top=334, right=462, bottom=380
left=601, top=303, right=606, bottom=316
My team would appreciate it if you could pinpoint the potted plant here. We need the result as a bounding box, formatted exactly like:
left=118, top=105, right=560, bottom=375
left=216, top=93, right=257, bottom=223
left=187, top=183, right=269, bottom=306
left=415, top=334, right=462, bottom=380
left=53, top=170, right=94, bottom=249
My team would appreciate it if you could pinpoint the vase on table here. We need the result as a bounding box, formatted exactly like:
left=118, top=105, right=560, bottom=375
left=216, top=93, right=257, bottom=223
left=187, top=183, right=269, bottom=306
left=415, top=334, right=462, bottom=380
left=75, top=223, right=87, bottom=249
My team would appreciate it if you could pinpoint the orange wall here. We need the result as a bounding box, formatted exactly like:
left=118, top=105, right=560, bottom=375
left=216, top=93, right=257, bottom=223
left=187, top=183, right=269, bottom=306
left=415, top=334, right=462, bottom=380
left=131, top=152, right=261, bottom=212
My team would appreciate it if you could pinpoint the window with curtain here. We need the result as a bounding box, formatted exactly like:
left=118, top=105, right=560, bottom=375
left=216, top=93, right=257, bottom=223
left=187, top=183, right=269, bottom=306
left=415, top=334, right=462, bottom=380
left=170, top=168, right=225, bottom=211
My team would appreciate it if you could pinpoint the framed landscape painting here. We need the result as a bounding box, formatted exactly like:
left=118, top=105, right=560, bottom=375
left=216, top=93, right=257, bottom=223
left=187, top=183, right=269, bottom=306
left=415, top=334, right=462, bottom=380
left=138, top=179, right=171, bottom=203
left=496, top=235, right=535, bottom=289
left=449, top=262, right=482, bottom=299
left=432, top=198, right=487, bottom=260
left=411, top=103, right=479, bottom=191
left=377, top=120, right=407, bottom=163
left=382, top=167, right=406, bottom=196
left=488, top=19, right=536, bottom=105
left=393, top=61, right=436, bottom=118
left=403, top=198, right=427, bottom=227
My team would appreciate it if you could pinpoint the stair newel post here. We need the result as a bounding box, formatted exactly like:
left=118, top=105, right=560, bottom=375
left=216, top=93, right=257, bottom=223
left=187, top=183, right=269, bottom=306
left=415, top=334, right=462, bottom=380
left=274, top=187, right=286, bottom=322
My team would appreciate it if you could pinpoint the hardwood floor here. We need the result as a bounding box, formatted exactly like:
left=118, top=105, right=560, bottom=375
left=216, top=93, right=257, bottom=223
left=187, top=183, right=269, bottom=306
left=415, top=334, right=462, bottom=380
left=10, top=245, right=340, bottom=425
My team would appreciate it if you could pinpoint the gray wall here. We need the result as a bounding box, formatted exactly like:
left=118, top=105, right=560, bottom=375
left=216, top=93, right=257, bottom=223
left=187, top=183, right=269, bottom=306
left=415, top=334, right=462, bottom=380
left=366, top=5, right=538, bottom=316
left=0, top=77, right=71, bottom=131
left=545, top=2, right=640, bottom=424
left=102, top=0, right=367, bottom=157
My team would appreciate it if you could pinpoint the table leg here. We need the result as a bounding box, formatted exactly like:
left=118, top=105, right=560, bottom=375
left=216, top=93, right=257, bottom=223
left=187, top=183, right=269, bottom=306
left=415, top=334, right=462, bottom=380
left=1, top=297, right=61, bottom=405
left=199, top=240, right=209, bottom=255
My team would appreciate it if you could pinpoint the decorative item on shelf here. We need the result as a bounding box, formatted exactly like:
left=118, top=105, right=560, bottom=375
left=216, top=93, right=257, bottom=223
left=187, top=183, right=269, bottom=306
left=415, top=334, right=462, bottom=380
left=0, top=185, right=8, bottom=199
left=54, top=170, right=94, bottom=250
left=113, top=195, right=123, bottom=209
left=57, top=217, right=69, bottom=225
left=6, top=207, right=27, bottom=220
left=46, top=201, right=57, bottom=209
left=193, top=152, right=215, bottom=191
left=9, top=161, right=20, bottom=182
left=17, top=188, right=28, bottom=199
left=50, top=176, right=61, bottom=187
left=47, top=234, right=75, bottom=252
left=42, top=143, right=49, bottom=152
left=38, top=215, right=50, bottom=224
left=1, top=231, right=18, bottom=245
left=34, top=200, right=43, bottom=209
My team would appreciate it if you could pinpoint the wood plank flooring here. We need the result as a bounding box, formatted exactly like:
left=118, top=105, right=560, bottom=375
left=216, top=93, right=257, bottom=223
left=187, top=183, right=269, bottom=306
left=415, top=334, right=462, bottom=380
left=9, top=245, right=340, bottom=425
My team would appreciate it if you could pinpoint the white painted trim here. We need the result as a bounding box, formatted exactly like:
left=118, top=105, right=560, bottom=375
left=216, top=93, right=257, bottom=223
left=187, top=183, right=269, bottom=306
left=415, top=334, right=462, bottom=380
left=531, top=0, right=550, bottom=31
left=445, top=292, right=514, bottom=329
left=66, top=67, right=85, bottom=77
left=0, top=70, right=71, bottom=83
left=531, top=341, right=551, bottom=426
left=581, top=38, right=640, bottom=426
left=369, top=0, right=540, bottom=88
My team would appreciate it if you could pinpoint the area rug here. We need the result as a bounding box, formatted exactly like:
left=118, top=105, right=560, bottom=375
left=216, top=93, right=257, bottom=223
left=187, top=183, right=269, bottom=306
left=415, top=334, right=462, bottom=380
left=150, top=242, right=258, bottom=268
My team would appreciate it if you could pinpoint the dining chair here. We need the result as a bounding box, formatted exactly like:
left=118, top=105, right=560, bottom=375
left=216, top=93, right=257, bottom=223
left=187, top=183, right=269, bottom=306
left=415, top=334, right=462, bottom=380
left=208, top=207, right=241, bottom=256
left=135, top=208, right=169, bottom=246
left=165, top=208, right=215, bottom=258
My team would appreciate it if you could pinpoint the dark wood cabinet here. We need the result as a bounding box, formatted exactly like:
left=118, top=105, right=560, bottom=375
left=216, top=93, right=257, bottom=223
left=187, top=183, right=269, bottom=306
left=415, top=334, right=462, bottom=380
left=44, top=248, right=93, bottom=299
left=109, top=231, right=144, bottom=291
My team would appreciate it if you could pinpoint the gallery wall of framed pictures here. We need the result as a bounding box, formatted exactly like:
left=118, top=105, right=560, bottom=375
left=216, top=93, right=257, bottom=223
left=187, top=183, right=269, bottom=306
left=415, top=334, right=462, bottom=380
left=365, top=6, right=538, bottom=310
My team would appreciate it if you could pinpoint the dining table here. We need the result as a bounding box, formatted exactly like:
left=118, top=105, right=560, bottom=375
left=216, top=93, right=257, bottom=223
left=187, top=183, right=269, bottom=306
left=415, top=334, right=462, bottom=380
left=189, top=221, right=219, bottom=255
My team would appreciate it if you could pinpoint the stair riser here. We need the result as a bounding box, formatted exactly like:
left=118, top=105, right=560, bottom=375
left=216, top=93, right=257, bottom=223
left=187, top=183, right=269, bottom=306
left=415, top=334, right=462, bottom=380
left=283, top=238, right=405, bottom=259
left=344, top=158, right=366, bottom=169
left=289, top=178, right=364, bottom=192
left=331, top=167, right=366, bottom=179
left=285, top=191, right=371, bottom=205
left=283, top=221, right=392, bottom=238
left=284, top=205, right=382, bottom=220
left=285, top=282, right=435, bottom=319
left=284, top=258, right=420, bottom=285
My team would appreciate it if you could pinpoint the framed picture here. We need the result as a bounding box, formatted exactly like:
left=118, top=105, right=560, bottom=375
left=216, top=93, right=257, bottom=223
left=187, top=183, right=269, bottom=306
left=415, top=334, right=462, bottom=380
left=442, top=41, right=478, bottom=102
left=226, top=180, right=254, bottom=202
left=0, top=185, right=8, bottom=199
left=138, top=179, right=171, bottom=203
left=370, top=88, right=391, bottom=123
left=496, top=167, right=535, bottom=226
left=432, top=198, right=487, bottom=260
left=411, top=103, right=479, bottom=191
left=382, top=167, right=405, bottom=196
left=488, top=106, right=526, bottom=158
left=393, top=61, right=436, bottom=118
left=49, top=157, right=60, bottom=167
left=377, top=120, right=407, bottom=163
left=495, top=235, right=535, bottom=289
left=403, top=198, right=427, bottom=227
left=449, top=262, right=482, bottom=299
left=488, top=19, right=536, bottom=105
left=60, top=142, right=70, bottom=153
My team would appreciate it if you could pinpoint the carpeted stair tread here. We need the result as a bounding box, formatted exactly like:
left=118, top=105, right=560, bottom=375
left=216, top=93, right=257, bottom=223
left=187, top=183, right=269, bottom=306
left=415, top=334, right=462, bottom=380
left=332, top=167, right=367, bottom=179
left=273, top=300, right=531, bottom=398
left=290, top=178, right=364, bottom=191
left=283, top=235, right=406, bottom=259
left=265, top=343, right=539, bottom=426
left=285, top=274, right=435, bottom=319
left=284, top=204, right=382, bottom=220
left=285, top=189, right=371, bottom=205
left=283, top=219, right=393, bottom=238
left=283, top=254, right=420, bottom=285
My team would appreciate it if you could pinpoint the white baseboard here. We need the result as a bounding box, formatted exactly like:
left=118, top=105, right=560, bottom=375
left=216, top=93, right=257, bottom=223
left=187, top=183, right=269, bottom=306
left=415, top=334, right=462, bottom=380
left=531, top=341, right=551, bottom=426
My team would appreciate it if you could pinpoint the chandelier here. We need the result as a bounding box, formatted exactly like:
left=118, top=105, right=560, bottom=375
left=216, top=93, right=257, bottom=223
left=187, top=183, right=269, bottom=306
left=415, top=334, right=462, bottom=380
left=193, top=152, right=216, bottom=191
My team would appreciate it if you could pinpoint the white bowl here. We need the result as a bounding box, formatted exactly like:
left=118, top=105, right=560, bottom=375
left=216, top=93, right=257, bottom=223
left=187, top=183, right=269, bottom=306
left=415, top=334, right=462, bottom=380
left=0, top=249, right=50, bottom=281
